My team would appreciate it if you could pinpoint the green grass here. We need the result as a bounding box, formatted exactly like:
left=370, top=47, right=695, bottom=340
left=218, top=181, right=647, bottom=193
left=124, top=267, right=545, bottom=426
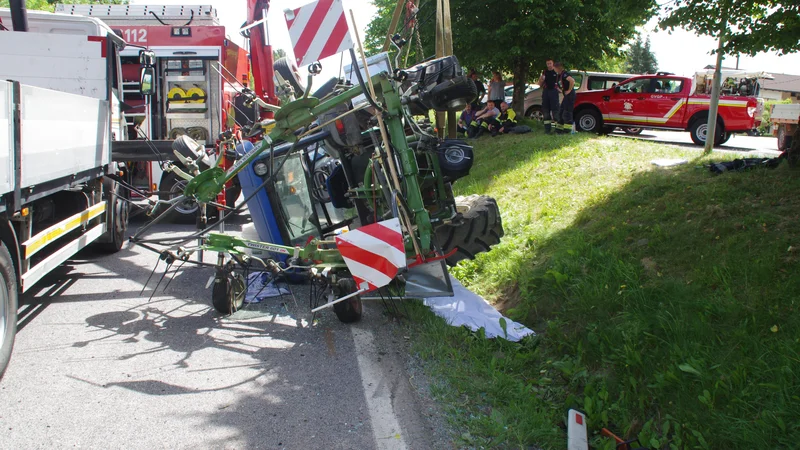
left=408, top=126, right=800, bottom=449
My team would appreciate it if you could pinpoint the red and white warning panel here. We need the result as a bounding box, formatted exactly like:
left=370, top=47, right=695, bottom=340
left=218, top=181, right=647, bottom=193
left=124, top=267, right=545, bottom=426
left=284, top=0, right=354, bottom=67
left=335, top=218, right=406, bottom=292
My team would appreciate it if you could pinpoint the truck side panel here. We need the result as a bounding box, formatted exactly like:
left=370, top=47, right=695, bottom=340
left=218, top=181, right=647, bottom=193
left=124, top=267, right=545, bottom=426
left=0, top=32, right=109, bottom=101
left=18, top=85, right=110, bottom=188
left=0, top=82, right=10, bottom=195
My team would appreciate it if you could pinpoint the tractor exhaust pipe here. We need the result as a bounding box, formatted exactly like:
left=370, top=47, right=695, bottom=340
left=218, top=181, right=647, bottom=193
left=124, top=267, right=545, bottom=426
left=9, top=0, right=29, bottom=32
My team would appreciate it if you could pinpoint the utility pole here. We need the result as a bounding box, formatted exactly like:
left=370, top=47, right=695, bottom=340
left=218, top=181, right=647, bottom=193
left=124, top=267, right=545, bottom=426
left=434, top=0, right=456, bottom=138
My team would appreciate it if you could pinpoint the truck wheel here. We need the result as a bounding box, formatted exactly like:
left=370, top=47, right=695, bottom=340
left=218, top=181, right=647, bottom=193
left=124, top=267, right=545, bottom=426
left=575, top=109, right=602, bottom=133
left=332, top=278, right=362, bottom=323
left=211, top=271, right=246, bottom=315
left=777, top=124, right=787, bottom=151
left=525, top=106, right=543, bottom=121
left=0, top=242, right=18, bottom=380
left=622, top=127, right=643, bottom=135
left=689, top=120, right=724, bottom=146
left=719, top=132, right=732, bottom=145
left=96, top=179, right=129, bottom=253
left=159, top=171, right=199, bottom=223
left=435, top=195, right=504, bottom=266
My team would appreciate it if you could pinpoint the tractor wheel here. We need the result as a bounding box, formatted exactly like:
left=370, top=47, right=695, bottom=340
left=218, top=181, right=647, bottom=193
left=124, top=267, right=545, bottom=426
left=435, top=195, right=504, bottom=266
left=332, top=278, right=362, bottom=323
left=211, top=271, right=246, bottom=315
left=0, top=242, right=18, bottom=380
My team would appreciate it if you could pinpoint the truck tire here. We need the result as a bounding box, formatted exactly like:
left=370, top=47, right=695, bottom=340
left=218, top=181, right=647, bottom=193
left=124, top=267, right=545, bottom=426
left=689, top=119, right=724, bottom=146
left=96, top=179, right=128, bottom=253
left=575, top=109, right=602, bottom=133
left=777, top=124, right=787, bottom=151
left=622, top=127, right=643, bottom=135
left=0, top=242, right=18, bottom=380
left=435, top=195, right=504, bottom=266
left=525, top=105, right=543, bottom=121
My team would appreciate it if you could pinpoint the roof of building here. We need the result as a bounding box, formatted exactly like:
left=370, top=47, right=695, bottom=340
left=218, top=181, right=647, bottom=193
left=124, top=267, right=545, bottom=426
left=761, top=73, right=800, bottom=93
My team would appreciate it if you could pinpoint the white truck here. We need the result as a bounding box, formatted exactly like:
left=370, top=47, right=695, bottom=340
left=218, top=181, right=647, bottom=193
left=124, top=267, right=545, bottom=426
left=771, top=103, right=800, bottom=151
left=0, top=7, right=129, bottom=379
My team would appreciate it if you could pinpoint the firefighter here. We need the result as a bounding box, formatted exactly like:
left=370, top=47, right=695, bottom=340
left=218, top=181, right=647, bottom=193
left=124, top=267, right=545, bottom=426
left=488, top=101, right=518, bottom=136
left=554, top=62, right=576, bottom=134
left=537, top=58, right=559, bottom=134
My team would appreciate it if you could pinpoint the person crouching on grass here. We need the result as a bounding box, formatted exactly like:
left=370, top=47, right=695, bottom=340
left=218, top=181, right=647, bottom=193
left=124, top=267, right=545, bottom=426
left=487, top=101, right=518, bottom=137
left=458, top=104, right=476, bottom=137
left=468, top=100, right=500, bottom=139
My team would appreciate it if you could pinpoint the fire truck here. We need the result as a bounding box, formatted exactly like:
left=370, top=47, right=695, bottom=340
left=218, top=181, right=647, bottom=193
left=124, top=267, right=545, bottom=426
left=55, top=4, right=249, bottom=220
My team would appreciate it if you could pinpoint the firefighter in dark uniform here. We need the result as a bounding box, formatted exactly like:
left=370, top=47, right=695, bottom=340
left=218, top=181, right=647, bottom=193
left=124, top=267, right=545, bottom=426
left=554, top=62, right=576, bottom=134
left=538, top=58, right=559, bottom=134
left=488, top=101, right=518, bottom=136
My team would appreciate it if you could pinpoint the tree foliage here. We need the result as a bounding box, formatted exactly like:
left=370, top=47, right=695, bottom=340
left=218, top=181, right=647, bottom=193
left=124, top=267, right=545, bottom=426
left=624, top=34, right=658, bottom=74
left=366, top=0, right=656, bottom=114
left=660, top=0, right=800, bottom=56
left=0, top=0, right=127, bottom=12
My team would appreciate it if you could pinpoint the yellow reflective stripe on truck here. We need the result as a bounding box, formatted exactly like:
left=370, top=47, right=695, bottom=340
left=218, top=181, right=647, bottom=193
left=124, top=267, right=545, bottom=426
left=22, top=201, right=106, bottom=259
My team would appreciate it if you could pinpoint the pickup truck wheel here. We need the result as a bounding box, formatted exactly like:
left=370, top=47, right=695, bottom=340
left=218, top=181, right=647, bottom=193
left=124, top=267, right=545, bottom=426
left=0, top=242, right=18, bottom=380
left=525, top=106, right=543, bottom=121
left=622, top=127, right=643, bottom=135
left=689, top=120, right=724, bottom=146
left=719, top=132, right=732, bottom=145
left=576, top=109, right=602, bottom=133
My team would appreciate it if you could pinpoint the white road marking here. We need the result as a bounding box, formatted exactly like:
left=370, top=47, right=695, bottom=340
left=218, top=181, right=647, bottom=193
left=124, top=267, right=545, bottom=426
left=351, top=327, right=408, bottom=450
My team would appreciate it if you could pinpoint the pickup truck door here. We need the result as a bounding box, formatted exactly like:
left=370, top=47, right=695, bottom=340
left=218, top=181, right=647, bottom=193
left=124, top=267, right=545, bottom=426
left=645, top=77, right=687, bottom=126
left=604, top=78, right=653, bottom=126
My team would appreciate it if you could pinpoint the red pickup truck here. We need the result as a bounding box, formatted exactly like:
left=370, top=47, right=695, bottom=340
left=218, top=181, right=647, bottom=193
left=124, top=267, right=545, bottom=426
left=573, top=74, right=759, bottom=146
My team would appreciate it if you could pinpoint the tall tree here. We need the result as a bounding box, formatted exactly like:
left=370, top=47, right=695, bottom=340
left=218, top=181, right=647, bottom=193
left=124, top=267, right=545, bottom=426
left=366, top=0, right=656, bottom=115
left=624, top=35, right=658, bottom=74
left=660, top=0, right=800, bottom=152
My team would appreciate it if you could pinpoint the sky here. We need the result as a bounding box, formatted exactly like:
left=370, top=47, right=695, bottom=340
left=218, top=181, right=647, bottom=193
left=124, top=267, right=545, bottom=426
left=130, top=0, right=800, bottom=78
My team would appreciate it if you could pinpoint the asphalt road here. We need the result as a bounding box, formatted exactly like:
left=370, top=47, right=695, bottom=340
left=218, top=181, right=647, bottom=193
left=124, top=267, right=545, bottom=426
left=610, top=128, right=781, bottom=155
left=0, top=212, right=450, bottom=449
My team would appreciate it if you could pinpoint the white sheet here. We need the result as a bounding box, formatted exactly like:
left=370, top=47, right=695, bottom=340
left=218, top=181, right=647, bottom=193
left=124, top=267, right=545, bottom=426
left=424, top=276, right=535, bottom=341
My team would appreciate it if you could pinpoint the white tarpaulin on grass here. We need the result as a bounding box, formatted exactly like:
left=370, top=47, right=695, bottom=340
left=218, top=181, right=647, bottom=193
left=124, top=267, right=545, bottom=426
left=423, top=276, right=535, bottom=341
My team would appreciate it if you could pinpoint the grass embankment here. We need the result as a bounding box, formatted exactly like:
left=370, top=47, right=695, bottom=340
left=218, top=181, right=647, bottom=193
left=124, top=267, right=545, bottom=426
left=408, top=126, right=800, bottom=449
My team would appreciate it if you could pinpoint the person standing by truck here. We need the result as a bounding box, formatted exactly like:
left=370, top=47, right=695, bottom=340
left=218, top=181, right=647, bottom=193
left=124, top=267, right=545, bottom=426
left=538, top=58, right=559, bottom=134
left=554, top=62, right=576, bottom=134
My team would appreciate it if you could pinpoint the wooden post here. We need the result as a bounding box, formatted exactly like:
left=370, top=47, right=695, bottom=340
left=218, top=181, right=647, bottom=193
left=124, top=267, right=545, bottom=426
left=381, top=0, right=407, bottom=53
left=434, top=0, right=456, bottom=138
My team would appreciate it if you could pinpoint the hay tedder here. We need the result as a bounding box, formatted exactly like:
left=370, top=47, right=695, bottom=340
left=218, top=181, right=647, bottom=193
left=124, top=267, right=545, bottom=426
left=130, top=1, right=504, bottom=323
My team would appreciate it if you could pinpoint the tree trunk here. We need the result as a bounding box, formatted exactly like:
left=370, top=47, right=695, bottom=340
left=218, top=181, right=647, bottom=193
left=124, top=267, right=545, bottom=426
left=512, top=58, right=529, bottom=118
left=704, top=14, right=729, bottom=154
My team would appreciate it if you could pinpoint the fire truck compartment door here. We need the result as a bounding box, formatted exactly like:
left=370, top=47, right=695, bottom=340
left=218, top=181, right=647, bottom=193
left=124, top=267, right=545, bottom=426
left=120, top=46, right=220, bottom=58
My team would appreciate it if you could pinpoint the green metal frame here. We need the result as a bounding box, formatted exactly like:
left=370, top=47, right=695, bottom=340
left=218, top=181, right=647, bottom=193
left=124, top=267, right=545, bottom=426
left=186, top=71, right=454, bottom=266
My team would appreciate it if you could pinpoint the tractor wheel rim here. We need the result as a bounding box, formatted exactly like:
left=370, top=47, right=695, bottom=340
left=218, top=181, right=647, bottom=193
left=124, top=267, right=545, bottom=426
left=444, top=147, right=465, bottom=164
left=579, top=115, right=595, bottom=130
left=170, top=180, right=199, bottom=215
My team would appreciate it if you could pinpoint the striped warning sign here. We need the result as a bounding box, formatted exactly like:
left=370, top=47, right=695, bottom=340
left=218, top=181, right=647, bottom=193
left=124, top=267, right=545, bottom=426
left=335, top=218, right=406, bottom=292
left=284, top=0, right=354, bottom=67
